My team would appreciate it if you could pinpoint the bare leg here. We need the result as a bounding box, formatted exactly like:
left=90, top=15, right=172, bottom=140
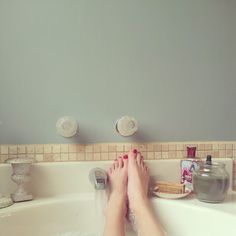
left=128, top=149, right=165, bottom=236
left=103, top=156, right=128, bottom=236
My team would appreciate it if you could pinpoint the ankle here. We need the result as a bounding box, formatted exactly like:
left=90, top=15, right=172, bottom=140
left=129, top=195, right=149, bottom=214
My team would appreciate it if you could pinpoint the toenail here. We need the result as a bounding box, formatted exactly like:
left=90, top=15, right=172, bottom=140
left=133, top=149, right=137, bottom=154
left=123, top=155, right=128, bottom=159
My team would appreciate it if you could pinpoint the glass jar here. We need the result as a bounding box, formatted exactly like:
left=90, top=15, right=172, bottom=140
left=193, top=162, right=230, bottom=203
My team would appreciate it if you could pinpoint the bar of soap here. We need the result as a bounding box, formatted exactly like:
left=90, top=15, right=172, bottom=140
left=154, top=181, right=185, bottom=194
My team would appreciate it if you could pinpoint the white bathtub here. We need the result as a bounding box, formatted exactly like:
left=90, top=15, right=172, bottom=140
left=0, top=193, right=236, bottom=236
left=0, top=160, right=235, bottom=236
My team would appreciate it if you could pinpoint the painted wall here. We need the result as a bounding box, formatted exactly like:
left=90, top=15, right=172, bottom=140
left=0, top=0, right=235, bottom=144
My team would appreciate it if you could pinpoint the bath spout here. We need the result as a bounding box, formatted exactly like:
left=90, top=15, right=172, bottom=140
left=89, top=168, right=107, bottom=190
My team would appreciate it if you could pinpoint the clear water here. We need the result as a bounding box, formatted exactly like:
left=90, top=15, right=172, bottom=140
left=94, top=190, right=108, bottom=236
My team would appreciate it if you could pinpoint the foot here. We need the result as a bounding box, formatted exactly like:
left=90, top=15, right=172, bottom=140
left=106, top=156, right=128, bottom=217
left=127, top=149, right=150, bottom=213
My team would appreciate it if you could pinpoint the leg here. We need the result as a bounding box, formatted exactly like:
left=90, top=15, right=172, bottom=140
left=103, top=156, right=128, bottom=236
left=127, top=149, right=165, bottom=236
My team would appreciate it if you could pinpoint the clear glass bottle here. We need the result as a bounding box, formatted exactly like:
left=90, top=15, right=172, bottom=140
left=193, top=160, right=230, bottom=203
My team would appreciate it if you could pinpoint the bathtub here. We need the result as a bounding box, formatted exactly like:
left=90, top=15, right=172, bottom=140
left=0, top=160, right=235, bottom=236
left=0, top=192, right=236, bottom=236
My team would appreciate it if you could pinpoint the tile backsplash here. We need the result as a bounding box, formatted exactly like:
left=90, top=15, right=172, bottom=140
left=0, top=142, right=236, bottom=190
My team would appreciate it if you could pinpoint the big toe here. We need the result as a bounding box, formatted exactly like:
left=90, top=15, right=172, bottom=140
left=128, top=149, right=137, bottom=166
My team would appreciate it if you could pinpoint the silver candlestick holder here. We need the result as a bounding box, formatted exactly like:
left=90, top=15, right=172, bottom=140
left=8, top=158, right=34, bottom=202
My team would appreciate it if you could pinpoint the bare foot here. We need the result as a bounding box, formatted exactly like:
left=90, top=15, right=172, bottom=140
left=127, top=149, right=150, bottom=213
left=104, top=157, right=128, bottom=236
left=106, top=156, right=128, bottom=216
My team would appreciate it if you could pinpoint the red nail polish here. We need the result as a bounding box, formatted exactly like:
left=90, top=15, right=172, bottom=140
left=123, top=155, right=128, bottom=159
left=133, top=149, right=137, bottom=154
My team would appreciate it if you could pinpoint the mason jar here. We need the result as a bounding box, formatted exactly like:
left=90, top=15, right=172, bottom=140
left=193, top=162, right=230, bottom=203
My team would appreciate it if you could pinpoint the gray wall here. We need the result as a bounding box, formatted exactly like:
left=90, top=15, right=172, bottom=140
left=0, top=0, right=235, bottom=144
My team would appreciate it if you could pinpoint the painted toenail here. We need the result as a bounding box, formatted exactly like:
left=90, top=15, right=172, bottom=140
left=123, top=155, right=128, bottom=159
left=133, top=149, right=137, bottom=154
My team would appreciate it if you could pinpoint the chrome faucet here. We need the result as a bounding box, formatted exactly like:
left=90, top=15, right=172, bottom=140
left=89, top=168, right=107, bottom=190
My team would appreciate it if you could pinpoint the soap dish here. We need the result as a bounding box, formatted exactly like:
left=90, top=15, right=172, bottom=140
left=152, top=188, right=192, bottom=199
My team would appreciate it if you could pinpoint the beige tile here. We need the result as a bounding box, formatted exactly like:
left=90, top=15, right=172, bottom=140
left=124, top=144, right=132, bottom=152
left=93, top=144, right=101, bottom=153
left=116, top=144, right=124, bottom=152
left=147, top=152, right=154, bottom=160
left=94, top=153, right=101, bottom=160
left=226, top=144, right=233, bottom=150
left=131, top=143, right=139, bottom=151
left=9, top=145, right=17, bottom=154
left=85, top=153, right=93, bottom=161
left=162, top=152, right=169, bottom=159
left=212, top=143, right=219, bottom=150
left=213, top=150, right=219, bottom=158
left=108, top=144, right=117, bottom=152
left=154, top=144, right=162, bottom=152
left=161, top=144, right=169, bottom=152
left=35, top=154, right=44, bottom=162
left=52, top=145, right=61, bottom=153
left=69, top=153, right=77, bottom=161
left=77, top=145, right=85, bottom=153
left=117, top=152, right=124, bottom=158
left=108, top=152, right=116, bottom=160
left=53, top=154, right=61, bottom=162
left=154, top=152, right=162, bottom=159
left=176, top=144, right=184, bottom=151
left=85, top=145, right=93, bottom=153
left=176, top=151, right=184, bottom=159
left=101, top=153, right=109, bottom=160
left=169, top=151, right=176, bottom=159
left=233, top=142, right=236, bottom=150
left=198, top=144, right=205, bottom=151
left=26, top=145, right=35, bottom=154
left=27, top=154, right=35, bottom=159
left=219, top=143, right=226, bottom=150
left=44, top=154, right=54, bottom=162
left=138, top=144, right=147, bottom=152
left=35, top=145, right=44, bottom=154
left=226, top=150, right=233, bottom=158
left=8, top=154, right=17, bottom=160
left=18, top=154, right=26, bottom=158
left=0, top=146, right=8, bottom=154
left=168, top=144, right=176, bottom=151
left=60, top=144, right=69, bottom=153
left=219, top=150, right=226, bottom=158
left=68, top=144, right=77, bottom=153
left=77, top=153, right=85, bottom=161
left=142, top=152, right=147, bottom=159
left=18, top=145, right=26, bottom=154
left=44, top=145, right=52, bottom=154
left=147, top=144, right=154, bottom=152
left=61, top=153, right=69, bottom=161
left=101, top=144, right=109, bottom=152
left=233, top=150, right=236, bottom=158
left=197, top=151, right=205, bottom=158
left=0, top=155, right=8, bottom=163
left=205, top=144, right=212, bottom=151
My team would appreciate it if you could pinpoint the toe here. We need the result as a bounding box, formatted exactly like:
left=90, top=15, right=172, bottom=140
left=136, top=152, right=142, bottom=165
left=123, top=155, right=128, bottom=169
left=114, top=159, right=119, bottom=168
left=128, top=149, right=138, bottom=164
left=118, top=157, right=123, bottom=168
